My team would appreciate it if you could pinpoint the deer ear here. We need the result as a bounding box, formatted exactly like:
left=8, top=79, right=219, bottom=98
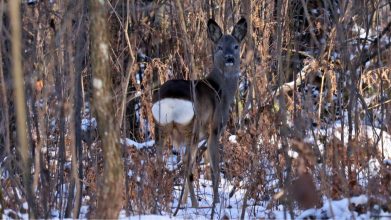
left=207, top=19, right=222, bottom=44
left=232, top=18, right=247, bottom=43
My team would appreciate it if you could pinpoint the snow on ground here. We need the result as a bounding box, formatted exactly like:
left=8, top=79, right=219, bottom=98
left=3, top=183, right=391, bottom=219
left=4, top=185, right=390, bottom=219
left=120, top=137, right=155, bottom=149
left=120, top=215, right=172, bottom=220
left=309, top=122, right=391, bottom=158
left=3, top=134, right=391, bottom=220
left=81, top=118, right=97, bottom=131
left=332, top=123, right=391, bottom=158
left=120, top=135, right=391, bottom=219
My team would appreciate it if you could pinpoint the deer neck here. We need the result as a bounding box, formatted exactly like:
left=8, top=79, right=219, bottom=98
left=207, top=66, right=240, bottom=103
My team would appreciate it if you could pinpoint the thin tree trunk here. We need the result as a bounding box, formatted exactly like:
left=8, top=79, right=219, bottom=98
left=0, top=0, right=10, bottom=158
left=275, top=0, right=294, bottom=218
left=73, top=0, right=87, bottom=218
left=89, top=0, right=123, bottom=218
left=0, top=2, right=7, bottom=215
left=9, top=0, right=36, bottom=218
left=65, top=1, right=77, bottom=216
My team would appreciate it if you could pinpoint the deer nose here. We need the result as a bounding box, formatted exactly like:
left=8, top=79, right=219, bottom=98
left=225, top=55, right=235, bottom=67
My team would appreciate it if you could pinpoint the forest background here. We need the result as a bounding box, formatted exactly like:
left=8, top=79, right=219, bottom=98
left=0, top=0, right=391, bottom=219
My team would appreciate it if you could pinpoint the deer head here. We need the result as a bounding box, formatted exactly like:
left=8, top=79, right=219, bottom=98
left=208, top=18, right=247, bottom=76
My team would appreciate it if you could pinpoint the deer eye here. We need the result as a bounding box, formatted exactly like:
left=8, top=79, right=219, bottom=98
left=234, top=45, right=239, bottom=50
left=217, top=45, right=223, bottom=51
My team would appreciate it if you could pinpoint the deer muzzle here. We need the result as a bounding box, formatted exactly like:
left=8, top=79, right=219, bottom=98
left=225, top=55, right=235, bottom=67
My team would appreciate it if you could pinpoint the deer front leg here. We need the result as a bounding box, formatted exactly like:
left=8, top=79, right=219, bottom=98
left=207, top=128, right=220, bottom=204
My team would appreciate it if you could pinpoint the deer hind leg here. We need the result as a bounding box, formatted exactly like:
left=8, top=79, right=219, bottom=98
left=154, top=123, right=172, bottom=169
left=181, top=147, right=190, bottom=206
left=181, top=135, right=199, bottom=208
left=154, top=123, right=172, bottom=213
left=207, top=128, right=220, bottom=204
left=203, top=150, right=212, bottom=180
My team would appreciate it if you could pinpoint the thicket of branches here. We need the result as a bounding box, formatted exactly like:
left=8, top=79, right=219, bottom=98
left=0, top=0, right=390, bottom=219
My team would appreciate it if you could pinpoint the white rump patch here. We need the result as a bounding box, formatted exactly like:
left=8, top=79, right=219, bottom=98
left=152, top=98, right=194, bottom=125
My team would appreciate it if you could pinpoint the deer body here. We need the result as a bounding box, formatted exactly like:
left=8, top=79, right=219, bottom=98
left=152, top=18, right=247, bottom=208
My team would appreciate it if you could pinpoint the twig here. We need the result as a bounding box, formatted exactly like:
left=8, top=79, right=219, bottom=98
left=366, top=99, right=391, bottom=110
left=299, top=0, right=320, bottom=48
left=173, top=179, right=186, bottom=216
left=119, top=4, right=136, bottom=126
left=315, top=70, right=326, bottom=147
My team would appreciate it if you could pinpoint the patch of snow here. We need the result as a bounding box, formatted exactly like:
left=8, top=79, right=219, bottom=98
left=288, top=150, right=298, bottom=158
left=350, top=195, right=368, bottom=206
left=25, top=0, right=54, bottom=3
left=384, top=158, right=391, bottom=165
left=352, top=25, right=368, bottom=38
left=120, top=138, right=155, bottom=149
left=119, top=214, right=172, bottom=220
left=319, top=123, right=391, bottom=158
left=81, top=118, right=97, bottom=131
left=296, top=195, right=375, bottom=220
left=228, top=135, right=237, bottom=143
left=198, top=140, right=206, bottom=147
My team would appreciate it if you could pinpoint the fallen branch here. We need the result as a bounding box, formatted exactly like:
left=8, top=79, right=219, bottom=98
left=274, top=61, right=316, bottom=96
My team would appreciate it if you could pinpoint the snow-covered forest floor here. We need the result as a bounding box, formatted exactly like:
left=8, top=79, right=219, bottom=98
left=4, top=120, right=391, bottom=219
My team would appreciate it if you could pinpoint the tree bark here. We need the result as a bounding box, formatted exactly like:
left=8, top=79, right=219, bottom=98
left=9, top=0, right=36, bottom=218
left=89, top=0, right=123, bottom=218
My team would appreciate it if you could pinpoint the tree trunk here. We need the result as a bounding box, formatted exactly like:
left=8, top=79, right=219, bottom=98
left=89, top=0, right=123, bottom=218
left=9, top=0, right=36, bottom=218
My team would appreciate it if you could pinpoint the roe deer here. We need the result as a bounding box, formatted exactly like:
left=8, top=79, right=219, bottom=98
left=152, top=18, right=247, bottom=208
